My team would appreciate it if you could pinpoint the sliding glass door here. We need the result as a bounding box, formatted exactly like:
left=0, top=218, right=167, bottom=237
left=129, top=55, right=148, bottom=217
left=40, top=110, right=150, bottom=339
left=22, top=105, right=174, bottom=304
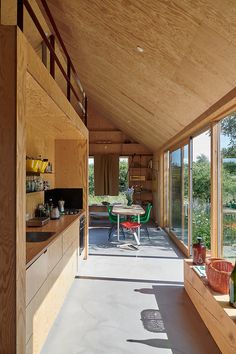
left=169, top=144, right=189, bottom=246
left=220, top=114, right=236, bottom=261
left=166, top=112, right=236, bottom=259
left=192, top=130, right=211, bottom=250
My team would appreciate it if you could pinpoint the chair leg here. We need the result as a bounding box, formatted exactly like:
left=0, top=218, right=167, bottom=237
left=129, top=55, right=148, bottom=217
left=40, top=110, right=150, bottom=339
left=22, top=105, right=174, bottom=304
left=133, top=230, right=140, bottom=246
left=143, top=224, right=150, bottom=240
left=108, top=224, right=115, bottom=240
left=120, top=225, right=125, bottom=239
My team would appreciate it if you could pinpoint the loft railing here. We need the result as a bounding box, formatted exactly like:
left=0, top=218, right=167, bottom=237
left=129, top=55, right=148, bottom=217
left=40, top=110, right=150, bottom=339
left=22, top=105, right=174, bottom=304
left=17, top=0, right=87, bottom=126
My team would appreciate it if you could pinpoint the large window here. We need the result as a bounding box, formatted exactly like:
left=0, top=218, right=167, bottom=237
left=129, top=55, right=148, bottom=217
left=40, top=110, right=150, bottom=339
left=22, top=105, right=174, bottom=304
left=220, top=114, right=236, bottom=261
left=165, top=110, right=236, bottom=259
left=169, top=145, right=189, bottom=246
left=192, top=130, right=211, bottom=249
left=88, top=157, right=128, bottom=205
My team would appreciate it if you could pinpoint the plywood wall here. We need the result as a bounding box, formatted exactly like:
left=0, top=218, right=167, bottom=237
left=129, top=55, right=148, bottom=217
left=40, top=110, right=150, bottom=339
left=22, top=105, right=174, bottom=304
left=0, top=25, right=26, bottom=354
left=55, top=139, right=88, bottom=257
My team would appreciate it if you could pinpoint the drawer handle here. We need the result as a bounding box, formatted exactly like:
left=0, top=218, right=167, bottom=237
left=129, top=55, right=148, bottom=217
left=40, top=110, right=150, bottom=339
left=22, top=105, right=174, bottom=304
left=44, top=249, right=48, bottom=254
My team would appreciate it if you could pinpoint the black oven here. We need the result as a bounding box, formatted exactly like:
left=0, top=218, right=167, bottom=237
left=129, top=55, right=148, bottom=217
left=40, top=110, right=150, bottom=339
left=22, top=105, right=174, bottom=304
left=79, top=215, right=86, bottom=255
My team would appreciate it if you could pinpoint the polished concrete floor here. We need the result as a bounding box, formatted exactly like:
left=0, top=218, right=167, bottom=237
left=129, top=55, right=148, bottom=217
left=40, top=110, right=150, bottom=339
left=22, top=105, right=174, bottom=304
left=41, top=224, right=220, bottom=354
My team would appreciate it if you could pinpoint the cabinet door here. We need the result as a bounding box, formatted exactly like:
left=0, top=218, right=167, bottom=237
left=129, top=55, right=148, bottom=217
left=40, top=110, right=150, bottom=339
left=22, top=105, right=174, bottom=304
left=47, top=236, right=63, bottom=274
left=62, top=219, right=79, bottom=254
left=26, top=250, right=48, bottom=306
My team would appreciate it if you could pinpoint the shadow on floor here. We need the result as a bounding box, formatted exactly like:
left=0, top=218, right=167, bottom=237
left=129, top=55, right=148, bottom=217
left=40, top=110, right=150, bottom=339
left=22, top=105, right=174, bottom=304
left=127, top=285, right=221, bottom=354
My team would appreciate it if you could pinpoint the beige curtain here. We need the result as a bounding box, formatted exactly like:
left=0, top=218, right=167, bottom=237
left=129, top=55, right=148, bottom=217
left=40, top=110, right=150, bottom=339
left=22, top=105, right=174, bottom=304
left=94, top=155, right=119, bottom=196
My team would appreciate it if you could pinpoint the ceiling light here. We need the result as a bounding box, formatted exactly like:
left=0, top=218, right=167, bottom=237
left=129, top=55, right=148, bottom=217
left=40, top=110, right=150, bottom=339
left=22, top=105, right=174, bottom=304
left=136, top=46, right=144, bottom=53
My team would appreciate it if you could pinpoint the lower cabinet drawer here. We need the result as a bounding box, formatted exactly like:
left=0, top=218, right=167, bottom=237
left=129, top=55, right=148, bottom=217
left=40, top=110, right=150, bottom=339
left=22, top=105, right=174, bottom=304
left=26, top=251, right=48, bottom=306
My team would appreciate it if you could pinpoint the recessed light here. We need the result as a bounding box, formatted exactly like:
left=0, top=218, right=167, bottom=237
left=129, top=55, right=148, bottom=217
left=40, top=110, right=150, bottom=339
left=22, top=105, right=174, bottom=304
left=136, top=46, right=144, bottom=53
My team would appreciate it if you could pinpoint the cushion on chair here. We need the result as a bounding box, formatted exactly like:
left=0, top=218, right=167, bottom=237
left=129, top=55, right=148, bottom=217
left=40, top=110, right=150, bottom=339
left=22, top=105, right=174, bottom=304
left=121, top=221, right=141, bottom=229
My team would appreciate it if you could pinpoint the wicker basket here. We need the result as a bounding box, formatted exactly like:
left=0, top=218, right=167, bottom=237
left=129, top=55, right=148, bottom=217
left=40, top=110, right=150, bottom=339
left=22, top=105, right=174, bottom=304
left=206, top=258, right=233, bottom=294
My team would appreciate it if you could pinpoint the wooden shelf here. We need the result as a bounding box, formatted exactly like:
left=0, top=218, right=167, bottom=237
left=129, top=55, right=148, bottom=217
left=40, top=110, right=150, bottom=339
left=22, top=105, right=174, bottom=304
left=26, top=190, right=44, bottom=194
left=134, top=190, right=152, bottom=194
left=26, top=171, right=54, bottom=176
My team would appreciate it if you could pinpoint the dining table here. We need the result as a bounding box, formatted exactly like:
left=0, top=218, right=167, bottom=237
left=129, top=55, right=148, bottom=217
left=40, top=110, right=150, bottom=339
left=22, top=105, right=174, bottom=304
left=112, top=204, right=145, bottom=241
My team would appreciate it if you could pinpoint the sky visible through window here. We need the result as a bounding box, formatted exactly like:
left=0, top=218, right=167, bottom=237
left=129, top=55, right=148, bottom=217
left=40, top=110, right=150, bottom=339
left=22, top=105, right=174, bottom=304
left=193, top=131, right=230, bottom=162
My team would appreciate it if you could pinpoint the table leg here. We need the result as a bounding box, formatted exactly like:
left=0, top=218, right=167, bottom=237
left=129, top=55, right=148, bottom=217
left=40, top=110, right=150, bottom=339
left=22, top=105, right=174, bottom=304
left=138, top=214, right=140, bottom=241
left=117, top=214, right=120, bottom=241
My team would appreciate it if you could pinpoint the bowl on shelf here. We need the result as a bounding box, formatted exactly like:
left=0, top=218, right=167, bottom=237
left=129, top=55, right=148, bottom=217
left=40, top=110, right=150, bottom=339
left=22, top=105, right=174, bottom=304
left=26, top=159, right=39, bottom=172
left=38, top=160, right=48, bottom=173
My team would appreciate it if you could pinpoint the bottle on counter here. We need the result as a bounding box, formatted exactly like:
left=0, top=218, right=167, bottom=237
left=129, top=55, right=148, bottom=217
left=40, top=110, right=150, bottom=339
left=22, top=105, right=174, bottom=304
left=49, top=198, right=54, bottom=212
left=229, top=260, right=236, bottom=308
left=193, top=236, right=206, bottom=265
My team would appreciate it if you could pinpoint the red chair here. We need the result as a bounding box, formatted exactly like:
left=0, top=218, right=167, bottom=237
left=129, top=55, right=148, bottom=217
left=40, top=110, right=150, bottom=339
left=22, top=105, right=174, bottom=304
left=120, top=221, right=141, bottom=246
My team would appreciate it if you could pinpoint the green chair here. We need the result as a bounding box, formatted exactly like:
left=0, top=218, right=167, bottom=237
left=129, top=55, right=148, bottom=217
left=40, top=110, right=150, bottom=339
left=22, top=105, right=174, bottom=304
left=131, top=203, right=152, bottom=239
left=107, top=206, right=126, bottom=240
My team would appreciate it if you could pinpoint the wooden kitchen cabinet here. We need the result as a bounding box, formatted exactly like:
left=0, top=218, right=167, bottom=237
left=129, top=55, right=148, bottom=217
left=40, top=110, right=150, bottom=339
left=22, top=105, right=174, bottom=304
left=26, top=219, right=79, bottom=354
left=47, top=235, right=63, bottom=274
left=26, top=251, right=48, bottom=306
left=62, top=219, right=79, bottom=254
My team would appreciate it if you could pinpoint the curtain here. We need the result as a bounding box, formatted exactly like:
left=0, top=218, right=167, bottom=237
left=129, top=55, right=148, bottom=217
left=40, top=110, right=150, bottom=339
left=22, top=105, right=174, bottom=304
left=94, top=155, right=119, bottom=196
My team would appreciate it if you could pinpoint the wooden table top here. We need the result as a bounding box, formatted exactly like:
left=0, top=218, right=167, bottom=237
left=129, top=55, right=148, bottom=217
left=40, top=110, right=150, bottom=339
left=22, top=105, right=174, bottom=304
left=26, top=211, right=85, bottom=268
left=112, top=204, right=145, bottom=216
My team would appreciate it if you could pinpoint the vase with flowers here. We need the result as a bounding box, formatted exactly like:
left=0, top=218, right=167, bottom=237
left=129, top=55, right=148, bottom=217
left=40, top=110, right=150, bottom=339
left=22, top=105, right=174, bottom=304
left=126, top=186, right=134, bottom=206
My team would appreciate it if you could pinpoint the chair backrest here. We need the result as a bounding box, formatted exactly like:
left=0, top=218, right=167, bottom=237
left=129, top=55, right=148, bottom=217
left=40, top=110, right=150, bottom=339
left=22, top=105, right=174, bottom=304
left=107, top=205, right=117, bottom=223
left=141, top=203, right=152, bottom=223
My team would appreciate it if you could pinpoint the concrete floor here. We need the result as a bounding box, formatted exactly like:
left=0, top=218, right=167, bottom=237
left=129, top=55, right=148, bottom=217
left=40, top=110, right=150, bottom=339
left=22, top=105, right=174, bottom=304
left=41, top=224, right=220, bottom=354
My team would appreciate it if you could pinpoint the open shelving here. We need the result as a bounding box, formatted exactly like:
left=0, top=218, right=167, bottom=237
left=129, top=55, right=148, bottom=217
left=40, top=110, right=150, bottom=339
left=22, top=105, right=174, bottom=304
left=128, top=154, right=153, bottom=206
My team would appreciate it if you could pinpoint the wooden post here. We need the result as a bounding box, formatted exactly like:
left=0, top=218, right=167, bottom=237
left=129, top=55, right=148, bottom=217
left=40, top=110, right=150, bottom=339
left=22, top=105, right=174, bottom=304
left=41, top=41, right=47, bottom=68
left=188, top=138, right=193, bottom=256
left=84, top=95, right=88, bottom=127
left=17, top=0, right=23, bottom=31
left=49, top=34, right=55, bottom=78
left=67, top=59, right=71, bottom=101
left=211, top=122, right=220, bottom=257
left=0, top=26, right=26, bottom=354
left=163, top=151, right=169, bottom=228
left=158, top=152, right=164, bottom=227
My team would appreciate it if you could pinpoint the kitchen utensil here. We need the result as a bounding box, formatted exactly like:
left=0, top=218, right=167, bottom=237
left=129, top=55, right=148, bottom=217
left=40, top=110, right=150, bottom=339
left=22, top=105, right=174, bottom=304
left=50, top=207, right=60, bottom=219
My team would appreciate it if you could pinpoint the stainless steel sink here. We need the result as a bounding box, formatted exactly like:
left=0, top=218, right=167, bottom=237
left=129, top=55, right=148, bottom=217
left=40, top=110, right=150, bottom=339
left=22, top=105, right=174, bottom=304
left=26, top=232, right=55, bottom=242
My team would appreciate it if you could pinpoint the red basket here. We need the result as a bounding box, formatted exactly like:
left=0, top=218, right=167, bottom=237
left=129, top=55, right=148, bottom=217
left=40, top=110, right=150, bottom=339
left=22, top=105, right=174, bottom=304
left=206, top=258, right=233, bottom=294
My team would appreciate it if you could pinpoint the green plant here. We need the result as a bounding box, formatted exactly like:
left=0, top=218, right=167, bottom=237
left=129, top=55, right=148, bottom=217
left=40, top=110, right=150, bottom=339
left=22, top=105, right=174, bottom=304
left=192, top=204, right=211, bottom=249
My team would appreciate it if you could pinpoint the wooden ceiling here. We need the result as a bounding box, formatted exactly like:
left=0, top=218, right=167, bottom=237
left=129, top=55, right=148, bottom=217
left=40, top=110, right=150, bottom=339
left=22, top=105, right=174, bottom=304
left=39, top=0, right=236, bottom=151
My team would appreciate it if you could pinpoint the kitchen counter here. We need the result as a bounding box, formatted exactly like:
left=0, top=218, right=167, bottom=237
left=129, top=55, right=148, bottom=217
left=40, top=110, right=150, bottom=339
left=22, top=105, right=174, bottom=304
left=26, top=211, right=85, bottom=268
